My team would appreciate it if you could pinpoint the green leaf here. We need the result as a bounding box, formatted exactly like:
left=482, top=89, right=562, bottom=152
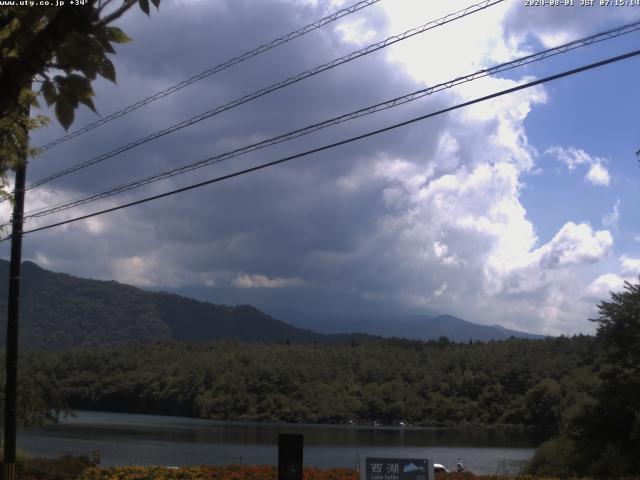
left=105, top=26, right=132, bottom=44
left=138, top=0, right=150, bottom=15
left=0, top=26, right=11, bottom=41
left=63, top=74, right=94, bottom=100
left=150, top=0, right=160, bottom=8
left=95, top=34, right=116, bottom=54
left=97, top=57, right=116, bottom=83
left=55, top=95, right=74, bottom=130
left=84, top=35, right=105, bottom=57
left=42, top=81, right=57, bottom=107
left=79, top=96, right=97, bottom=114
left=79, top=59, right=99, bottom=81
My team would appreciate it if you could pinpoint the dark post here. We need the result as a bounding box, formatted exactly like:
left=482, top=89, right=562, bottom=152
left=277, top=434, right=303, bottom=480
left=2, top=95, right=29, bottom=480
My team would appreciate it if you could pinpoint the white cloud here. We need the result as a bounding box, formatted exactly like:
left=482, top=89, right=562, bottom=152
left=583, top=257, right=640, bottom=315
left=536, top=222, right=613, bottom=269
left=620, top=255, right=640, bottom=276
left=546, top=146, right=591, bottom=171
left=112, top=256, right=183, bottom=288
left=380, top=0, right=517, bottom=85
left=585, top=161, right=610, bottom=186
left=587, top=273, right=626, bottom=305
left=334, top=17, right=378, bottom=46
left=231, top=274, right=305, bottom=289
left=32, top=252, right=52, bottom=268
left=602, top=199, right=620, bottom=229
left=434, top=283, right=447, bottom=297
left=546, top=146, right=611, bottom=186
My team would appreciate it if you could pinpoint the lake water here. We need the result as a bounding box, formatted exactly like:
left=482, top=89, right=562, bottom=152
left=18, top=411, right=539, bottom=474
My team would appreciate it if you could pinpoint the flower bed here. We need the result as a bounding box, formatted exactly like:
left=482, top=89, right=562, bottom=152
left=79, top=465, right=359, bottom=480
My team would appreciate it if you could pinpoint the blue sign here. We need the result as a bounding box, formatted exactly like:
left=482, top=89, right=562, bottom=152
left=361, top=457, right=433, bottom=480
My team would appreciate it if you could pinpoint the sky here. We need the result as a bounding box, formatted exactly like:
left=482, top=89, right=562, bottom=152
left=1, top=0, right=639, bottom=335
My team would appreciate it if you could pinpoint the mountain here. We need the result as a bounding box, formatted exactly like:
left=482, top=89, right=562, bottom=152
left=410, top=314, right=544, bottom=341
left=0, top=260, right=358, bottom=350
left=262, top=309, right=545, bottom=342
left=164, top=285, right=438, bottom=322
left=165, top=289, right=544, bottom=341
left=0, top=259, right=543, bottom=349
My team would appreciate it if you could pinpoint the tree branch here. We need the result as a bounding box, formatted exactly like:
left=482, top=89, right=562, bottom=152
left=94, top=0, right=137, bottom=29
left=97, top=0, right=117, bottom=14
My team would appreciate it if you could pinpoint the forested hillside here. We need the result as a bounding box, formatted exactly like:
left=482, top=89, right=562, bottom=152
left=21, top=335, right=595, bottom=430
left=0, top=260, right=331, bottom=349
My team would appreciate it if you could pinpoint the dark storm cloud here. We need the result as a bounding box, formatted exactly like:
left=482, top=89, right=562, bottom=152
left=5, top=0, right=579, bottom=331
left=11, top=0, right=456, bottom=300
left=26, top=0, right=443, bottom=198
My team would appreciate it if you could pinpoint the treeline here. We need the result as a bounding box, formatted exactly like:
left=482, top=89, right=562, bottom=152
left=20, top=336, right=596, bottom=430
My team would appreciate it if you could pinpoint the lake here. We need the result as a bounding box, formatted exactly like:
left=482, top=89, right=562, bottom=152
left=18, top=411, right=540, bottom=474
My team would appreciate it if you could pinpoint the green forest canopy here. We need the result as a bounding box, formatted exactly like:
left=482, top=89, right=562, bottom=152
left=8, top=335, right=595, bottom=430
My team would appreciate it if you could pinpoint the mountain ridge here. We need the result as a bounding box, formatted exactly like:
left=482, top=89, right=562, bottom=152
left=0, top=259, right=544, bottom=349
left=260, top=308, right=544, bottom=341
left=0, top=260, right=349, bottom=349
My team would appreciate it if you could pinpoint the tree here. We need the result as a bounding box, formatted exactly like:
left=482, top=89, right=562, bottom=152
left=527, top=278, right=640, bottom=477
left=0, top=0, right=161, bottom=430
left=578, top=278, right=640, bottom=475
left=0, top=0, right=160, bottom=199
left=0, top=351, right=68, bottom=428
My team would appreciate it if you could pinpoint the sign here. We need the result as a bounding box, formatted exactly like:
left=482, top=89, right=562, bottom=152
left=360, top=456, right=434, bottom=480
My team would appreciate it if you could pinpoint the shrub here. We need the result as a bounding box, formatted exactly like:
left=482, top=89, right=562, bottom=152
left=79, top=465, right=359, bottom=480
left=524, top=435, right=577, bottom=478
left=18, top=454, right=93, bottom=480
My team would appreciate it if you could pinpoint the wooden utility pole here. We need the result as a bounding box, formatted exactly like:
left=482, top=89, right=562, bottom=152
left=2, top=95, right=29, bottom=480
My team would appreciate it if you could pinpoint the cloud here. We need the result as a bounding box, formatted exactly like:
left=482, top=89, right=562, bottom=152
left=546, top=146, right=592, bottom=170
left=585, top=162, right=610, bottom=186
left=620, top=255, right=640, bottom=276
left=231, top=274, right=305, bottom=289
left=602, top=199, right=620, bottom=229
left=537, top=222, right=613, bottom=269
left=585, top=256, right=640, bottom=310
left=587, top=273, right=625, bottom=301
left=503, top=1, right=634, bottom=48
left=334, top=17, right=378, bottom=46
left=2, top=0, right=632, bottom=337
left=545, top=146, right=610, bottom=186
left=113, top=255, right=185, bottom=288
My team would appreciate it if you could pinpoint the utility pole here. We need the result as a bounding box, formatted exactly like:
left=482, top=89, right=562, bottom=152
left=2, top=93, right=29, bottom=480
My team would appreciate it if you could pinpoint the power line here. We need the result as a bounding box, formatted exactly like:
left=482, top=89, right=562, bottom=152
left=21, top=20, right=640, bottom=220
left=7, top=48, right=639, bottom=241
left=22, top=0, right=504, bottom=194
left=35, top=0, right=385, bottom=153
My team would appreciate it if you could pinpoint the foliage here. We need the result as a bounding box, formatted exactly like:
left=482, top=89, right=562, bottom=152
left=19, top=335, right=595, bottom=429
left=80, top=465, right=359, bottom=480
left=0, top=348, right=68, bottom=427
left=574, top=279, right=640, bottom=476
left=527, top=278, right=640, bottom=477
left=17, top=454, right=93, bottom=480
left=525, top=435, right=578, bottom=478
left=77, top=466, right=640, bottom=480
left=0, top=262, right=606, bottom=432
left=0, top=0, right=160, bottom=198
